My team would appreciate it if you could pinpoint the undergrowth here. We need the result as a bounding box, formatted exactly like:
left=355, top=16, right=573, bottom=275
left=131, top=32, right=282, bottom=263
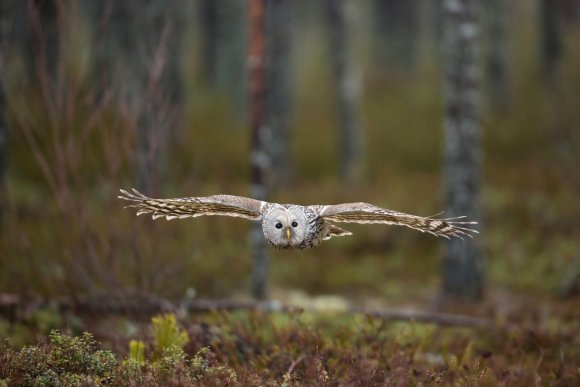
left=1, top=312, right=578, bottom=386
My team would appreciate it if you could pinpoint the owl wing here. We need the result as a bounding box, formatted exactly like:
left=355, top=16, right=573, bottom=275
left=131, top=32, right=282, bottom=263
left=317, top=202, right=478, bottom=239
left=118, top=188, right=265, bottom=221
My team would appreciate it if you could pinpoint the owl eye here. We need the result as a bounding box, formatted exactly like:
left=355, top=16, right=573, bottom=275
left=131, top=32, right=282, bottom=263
left=275, top=223, right=283, bottom=229
left=291, top=221, right=298, bottom=228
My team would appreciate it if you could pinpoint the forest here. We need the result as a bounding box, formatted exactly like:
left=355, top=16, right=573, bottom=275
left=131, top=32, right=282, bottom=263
left=0, top=0, right=579, bottom=385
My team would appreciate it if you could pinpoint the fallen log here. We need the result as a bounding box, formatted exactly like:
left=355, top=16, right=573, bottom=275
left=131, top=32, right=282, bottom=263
left=0, top=292, right=500, bottom=329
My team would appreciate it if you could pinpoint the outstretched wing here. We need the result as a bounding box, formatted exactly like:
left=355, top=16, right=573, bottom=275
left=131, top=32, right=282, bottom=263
left=318, top=202, right=478, bottom=239
left=118, top=188, right=265, bottom=221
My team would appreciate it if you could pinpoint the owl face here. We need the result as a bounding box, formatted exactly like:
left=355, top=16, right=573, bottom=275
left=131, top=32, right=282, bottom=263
left=262, top=206, right=308, bottom=248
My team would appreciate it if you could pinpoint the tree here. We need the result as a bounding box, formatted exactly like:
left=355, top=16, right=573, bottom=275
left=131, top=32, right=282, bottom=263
left=441, top=0, right=484, bottom=302
left=199, top=0, right=219, bottom=85
left=325, top=0, right=365, bottom=185
left=95, top=1, right=182, bottom=196
left=248, top=0, right=269, bottom=300
left=484, top=0, right=510, bottom=113
left=199, top=0, right=247, bottom=111
left=540, top=0, right=580, bottom=83
left=0, top=0, right=5, bottom=223
left=265, top=0, right=293, bottom=188
left=540, top=0, right=562, bottom=82
left=372, top=0, right=419, bottom=73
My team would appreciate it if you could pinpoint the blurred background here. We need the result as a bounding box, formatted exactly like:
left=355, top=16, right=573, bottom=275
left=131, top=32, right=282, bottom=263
left=0, top=0, right=579, bottom=319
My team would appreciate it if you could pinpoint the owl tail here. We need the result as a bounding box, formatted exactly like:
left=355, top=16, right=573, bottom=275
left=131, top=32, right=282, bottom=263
left=323, top=223, right=353, bottom=240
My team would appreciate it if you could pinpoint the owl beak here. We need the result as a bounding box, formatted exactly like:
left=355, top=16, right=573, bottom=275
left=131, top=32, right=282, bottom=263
left=285, top=227, right=292, bottom=240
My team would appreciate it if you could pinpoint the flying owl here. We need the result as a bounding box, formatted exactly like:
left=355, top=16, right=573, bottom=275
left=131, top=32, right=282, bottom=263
left=118, top=189, right=478, bottom=250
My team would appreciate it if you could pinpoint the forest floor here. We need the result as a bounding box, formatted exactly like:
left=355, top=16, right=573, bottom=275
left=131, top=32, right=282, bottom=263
left=1, top=286, right=578, bottom=385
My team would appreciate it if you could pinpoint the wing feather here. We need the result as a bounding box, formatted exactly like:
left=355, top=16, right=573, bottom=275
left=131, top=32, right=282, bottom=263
left=323, top=223, right=353, bottom=240
left=118, top=188, right=265, bottom=221
left=319, top=202, right=478, bottom=239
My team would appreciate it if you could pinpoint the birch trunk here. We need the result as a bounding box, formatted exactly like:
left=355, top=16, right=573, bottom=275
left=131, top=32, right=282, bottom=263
left=442, top=0, right=484, bottom=302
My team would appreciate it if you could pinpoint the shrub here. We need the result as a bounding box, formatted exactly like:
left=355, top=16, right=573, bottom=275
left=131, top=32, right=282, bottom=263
left=0, top=330, right=117, bottom=386
left=151, top=314, right=189, bottom=360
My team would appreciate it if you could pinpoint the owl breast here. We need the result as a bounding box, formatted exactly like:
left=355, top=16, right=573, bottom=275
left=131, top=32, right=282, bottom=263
left=293, top=207, right=325, bottom=250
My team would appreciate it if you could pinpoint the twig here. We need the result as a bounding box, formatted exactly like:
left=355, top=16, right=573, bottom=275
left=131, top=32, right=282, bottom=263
left=285, top=355, right=306, bottom=377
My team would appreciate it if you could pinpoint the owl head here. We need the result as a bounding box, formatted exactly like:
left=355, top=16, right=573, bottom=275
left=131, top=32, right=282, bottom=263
left=262, top=206, right=308, bottom=248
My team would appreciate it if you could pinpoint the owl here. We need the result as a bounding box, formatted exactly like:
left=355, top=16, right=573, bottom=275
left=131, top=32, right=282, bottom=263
left=118, top=189, right=477, bottom=250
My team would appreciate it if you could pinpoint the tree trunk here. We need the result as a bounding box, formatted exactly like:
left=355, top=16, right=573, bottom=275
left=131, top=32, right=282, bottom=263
left=485, top=0, right=510, bottom=113
left=200, top=0, right=247, bottom=112
left=540, top=0, right=580, bottom=83
left=199, top=0, right=219, bottom=85
left=372, top=0, right=419, bottom=73
left=0, top=0, right=5, bottom=223
left=325, top=0, right=364, bottom=185
left=248, top=0, right=269, bottom=300
left=98, top=1, right=181, bottom=196
left=540, top=0, right=562, bottom=82
left=265, top=0, right=293, bottom=188
left=441, top=0, right=484, bottom=302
